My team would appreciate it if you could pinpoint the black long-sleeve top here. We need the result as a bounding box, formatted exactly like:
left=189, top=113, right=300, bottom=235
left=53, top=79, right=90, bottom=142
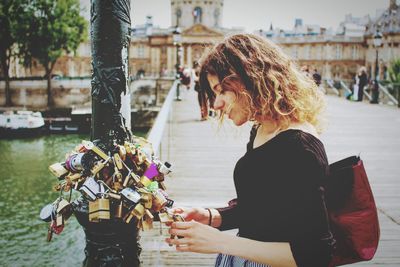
left=216, top=129, right=335, bottom=267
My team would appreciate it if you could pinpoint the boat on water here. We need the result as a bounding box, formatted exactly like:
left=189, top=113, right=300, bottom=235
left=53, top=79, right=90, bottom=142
left=0, top=110, right=45, bottom=137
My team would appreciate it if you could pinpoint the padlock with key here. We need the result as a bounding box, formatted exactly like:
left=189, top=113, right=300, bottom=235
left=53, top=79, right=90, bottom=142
left=89, top=196, right=111, bottom=222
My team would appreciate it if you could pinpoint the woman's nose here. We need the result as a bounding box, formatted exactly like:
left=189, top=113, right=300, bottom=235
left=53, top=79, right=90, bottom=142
left=213, top=95, right=225, bottom=110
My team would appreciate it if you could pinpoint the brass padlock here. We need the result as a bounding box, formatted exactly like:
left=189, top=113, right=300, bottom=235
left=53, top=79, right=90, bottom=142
left=89, top=198, right=110, bottom=222
left=118, top=145, right=127, bottom=161
left=66, top=172, right=82, bottom=183
left=140, top=192, right=153, bottom=209
left=82, top=140, right=109, bottom=161
left=124, top=141, right=132, bottom=156
left=140, top=175, right=152, bottom=187
left=152, top=189, right=167, bottom=212
left=131, top=203, right=145, bottom=220
left=124, top=203, right=145, bottom=223
left=49, top=163, right=69, bottom=178
left=142, top=209, right=154, bottom=230
left=114, top=153, right=123, bottom=170
left=115, top=202, right=123, bottom=219
left=158, top=211, right=173, bottom=223
left=91, top=161, right=105, bottom=176
left=56, top=199, right=73, bottom=221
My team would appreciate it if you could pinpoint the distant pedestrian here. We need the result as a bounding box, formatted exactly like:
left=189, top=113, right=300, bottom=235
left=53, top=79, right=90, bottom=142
left=312, top=68, right=322, bottom=86
left=357, top=67, right=368, bottom=101
left=312, top=68, right=326, bottom=94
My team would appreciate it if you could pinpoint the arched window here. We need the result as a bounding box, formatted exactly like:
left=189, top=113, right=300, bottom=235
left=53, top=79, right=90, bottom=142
left=176, top=8, right=182, bottom=26
left=214, top=8, right=220, bottom=27
left=193, top=7, right=202, bottom=24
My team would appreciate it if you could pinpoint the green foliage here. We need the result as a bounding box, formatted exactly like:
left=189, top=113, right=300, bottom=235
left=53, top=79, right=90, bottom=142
left=388, top=59, right=400, bottom=86
left=0, top=0, right=25, bottom=61
left=19, top=0, right=88, bottom=72
left=16, top=0, right=88, bottom=106
left=0, top=0, right=26, bottom=105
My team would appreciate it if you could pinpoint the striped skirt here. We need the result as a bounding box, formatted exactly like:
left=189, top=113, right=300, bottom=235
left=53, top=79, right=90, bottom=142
left=215, top=254, right=270, bottom=267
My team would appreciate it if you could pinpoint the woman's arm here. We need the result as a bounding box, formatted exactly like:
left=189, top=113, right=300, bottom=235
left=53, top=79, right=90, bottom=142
left=166, top=221, right=297, bottom=267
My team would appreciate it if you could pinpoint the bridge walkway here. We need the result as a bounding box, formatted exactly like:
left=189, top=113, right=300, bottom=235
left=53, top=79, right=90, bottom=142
left=141, top=89, right=400, bottom=266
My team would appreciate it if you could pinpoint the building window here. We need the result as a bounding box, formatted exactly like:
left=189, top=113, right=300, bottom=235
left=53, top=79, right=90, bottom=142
left=316, top=46, right=323, bottom=60
left=352, top=45, right=359, bottom=59
left=214, top=8, right=220, bottom=27
left=176, top=8, right=182, bottom=26
left=304, top=45, right=311, bottom=60
left=193, top=6, right=202, bottom=24
left=291, top=46, right=298, bottom=59
left=335, top=45, right=342, bottom=60
left=137, top=45, right=145, bottom=58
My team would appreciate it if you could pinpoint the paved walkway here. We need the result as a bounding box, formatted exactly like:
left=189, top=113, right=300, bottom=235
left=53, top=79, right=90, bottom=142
left=141, top=89, right=400, bottom=266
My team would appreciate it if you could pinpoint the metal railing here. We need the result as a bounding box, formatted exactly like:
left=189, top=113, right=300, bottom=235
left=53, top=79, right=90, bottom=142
left=324, top=78, right=399, bottom=107
left=146, top=80, right=177, bottom=159
left=378, top=83, right=399, bottom=106
left=339, top=80, right=352, bottom=96
left=325, top=79, right=340, bottom=96
left=363, top=84, right=372, bottom=101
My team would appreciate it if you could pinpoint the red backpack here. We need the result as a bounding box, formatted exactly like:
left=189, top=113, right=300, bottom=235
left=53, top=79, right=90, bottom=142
left=324, top=156, right=380, bottom=266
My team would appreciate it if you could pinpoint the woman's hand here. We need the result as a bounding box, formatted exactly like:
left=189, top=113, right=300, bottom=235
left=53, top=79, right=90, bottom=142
left=166, top=221, right=228, bottom=254
left=170, top=207, right=211, bottom=225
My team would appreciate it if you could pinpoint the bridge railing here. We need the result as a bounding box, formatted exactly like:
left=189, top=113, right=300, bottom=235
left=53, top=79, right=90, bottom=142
left=378, top=83, right=399, bottom=106
left=146, top=80, right=178, bottom=161
left=339, top=80, right=352, bottom=96
left=324, top=79, right=340, bottom=96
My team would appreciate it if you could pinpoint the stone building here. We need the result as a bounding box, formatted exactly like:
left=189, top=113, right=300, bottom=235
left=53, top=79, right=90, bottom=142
left=129, top=0, right=241, bottom=77
left=364, top=0, right=400, bottom=80
left=258, top=0, right=400, bottom=81
left=5, top=0, right=399, bottom=82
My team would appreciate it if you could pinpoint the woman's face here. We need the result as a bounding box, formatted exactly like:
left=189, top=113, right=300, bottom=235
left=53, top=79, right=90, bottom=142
left=207, top=74, right=250, bottom=126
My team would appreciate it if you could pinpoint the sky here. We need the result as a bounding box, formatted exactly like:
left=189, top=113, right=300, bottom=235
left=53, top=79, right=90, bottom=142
left=131, top=0, right=389, bottom=32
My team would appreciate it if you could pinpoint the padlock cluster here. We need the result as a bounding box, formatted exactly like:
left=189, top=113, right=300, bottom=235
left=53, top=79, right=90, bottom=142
left=40, top=136, right=181, bottom=242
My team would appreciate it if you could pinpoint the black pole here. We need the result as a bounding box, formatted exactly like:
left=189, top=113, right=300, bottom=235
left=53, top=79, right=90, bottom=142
left=72, top=2, right=141, bottom=266
left=375, top=49, right=379, bottom=80
left=175, top=41, right=182, bottom=101
left=371, top=49, right=380, bottom=104
left=91, top=0, right=132, bottom=145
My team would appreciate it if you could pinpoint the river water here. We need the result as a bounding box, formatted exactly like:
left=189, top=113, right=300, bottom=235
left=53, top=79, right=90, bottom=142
left=0, top=133, right=144, bottom=267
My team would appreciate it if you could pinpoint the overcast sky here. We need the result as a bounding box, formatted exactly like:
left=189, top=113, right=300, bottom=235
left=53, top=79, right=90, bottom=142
left=132, top=0, right=388, bottom=32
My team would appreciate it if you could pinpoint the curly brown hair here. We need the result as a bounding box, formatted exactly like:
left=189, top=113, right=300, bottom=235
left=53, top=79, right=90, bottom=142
left=199, top=33, right=326, bottom=132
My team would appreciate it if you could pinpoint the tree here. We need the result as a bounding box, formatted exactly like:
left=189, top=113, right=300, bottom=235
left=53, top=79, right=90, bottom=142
left=388, top=59, right=400, bottom=107
left=0, top=0, right=25, bottom=106
left=19, top=0, right=87, bottom=107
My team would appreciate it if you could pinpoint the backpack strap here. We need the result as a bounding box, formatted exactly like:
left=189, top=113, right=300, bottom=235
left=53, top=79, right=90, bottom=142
left=318, top=186, right=336, bottom=246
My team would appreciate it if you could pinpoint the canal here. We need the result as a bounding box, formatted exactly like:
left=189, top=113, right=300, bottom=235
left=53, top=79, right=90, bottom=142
left=0, top=132, right=145, bottom=266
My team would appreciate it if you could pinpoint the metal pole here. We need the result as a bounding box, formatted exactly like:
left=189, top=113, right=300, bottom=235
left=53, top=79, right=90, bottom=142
left=375, top=49, right=379, bottom=80
left=371, top=49, right=380, bottom=103
left=91, top=0, right=132, bottom=144
left=175, top=43, right=182, bottom=101
left=72, top=1, right=141, bottom=266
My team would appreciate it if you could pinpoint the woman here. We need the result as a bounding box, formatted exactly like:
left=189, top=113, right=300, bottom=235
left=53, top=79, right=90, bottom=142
left=166, top=34, right=335, bottom=267
left=357, top=66, right=368, bottom=102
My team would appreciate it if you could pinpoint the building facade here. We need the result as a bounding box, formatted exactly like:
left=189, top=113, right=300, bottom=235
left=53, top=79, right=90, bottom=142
left=258, top=0, right=400, bottom=81
left=4, top=0, right=399, bottom=82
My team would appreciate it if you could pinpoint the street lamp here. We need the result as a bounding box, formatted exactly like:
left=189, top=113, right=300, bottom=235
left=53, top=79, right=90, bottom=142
left=371, top=30, right=383, bottom=103
left=173, top=26, right=182, bottom=101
